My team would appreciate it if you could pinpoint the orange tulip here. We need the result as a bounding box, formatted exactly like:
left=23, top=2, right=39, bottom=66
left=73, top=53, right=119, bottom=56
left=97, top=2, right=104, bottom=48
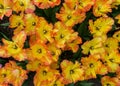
left=81, top=55, right=107, bottom=80
left=93, top=0, right=112, bottom=17
left=56, top=3, right=86, bottom=27
left=0, top=61, right=28, bottom=86
left=2, top=31, right=27, bottom=61
left=89, top=17, right=114, bottom=37
left=27, top=40, right=52, bottom=65
left=34, top=65, right=60, bottom=86
left=12, top=0, right=35, bottom=13
left=33, top=0, right=61, bottom=9
left=61, top=60, right=84, bottom=84
left=0, top=0, right=12, bottom=19
left=9, top=13, right=25, bottom=35
left=115, top=14, right=120, bottom=24
left=101, top=76, right=120, bottom=86
left=36, top=17, right=54, bottom=43
left=24, top=13, right=39, bottom=35
left=101, top=50, right=120, bottom=72
left=53, top=22, right=78, bottom=49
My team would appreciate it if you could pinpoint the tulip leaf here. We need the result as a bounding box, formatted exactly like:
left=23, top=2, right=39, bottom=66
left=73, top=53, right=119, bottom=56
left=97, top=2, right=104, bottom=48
left=0, top=22, right=9, bottom=26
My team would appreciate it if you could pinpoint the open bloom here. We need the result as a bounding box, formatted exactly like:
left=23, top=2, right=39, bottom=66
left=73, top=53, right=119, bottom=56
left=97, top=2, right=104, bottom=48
left=113, top=30, right=120, bottom=42
left=81, top=55, right=107, bottom=80
left=101, top=50, right=120, bottom=72
left=115, top=14, right=120, bottom=24
left=101, top=76, right=120, bottom=86
left=0, top=0, right=12, bottom=19
left=1, top=31, right=27, bottom=61
left=33, top=0, right=61, bottom=9
left=47, top=43, right=61, bottom=62
left=9, top=13, right=25, bottom=35
left=60, top=60, right=84, bottom=84
left=34, top=65, right=60, bottom=86
left=65, top=0, right=95, bottom=12
left=36, top=17, right=54, bottom=43
left=103, top=37, right=119, bottom=53
left=89, top=17, right=114, bottom=37
left=12, top=0, right=35, bottom=13
left=27, top=40, right=52, bottom=65
left=53, top=22, right=78, bottom=49
left=81, top=37, right=105, bottom=55
left=111, top=0, right=120, bottom=9
left=56, top=3, right=86, bottom=27
left=24, top=13, right=39, bottom=35
left=93, top=0, right=112, bottom=17
left=77, top=0, right=95, bottom=12
left=0, top=61, right=28, bottom=86
left=4, top=61, right=28, bottom=86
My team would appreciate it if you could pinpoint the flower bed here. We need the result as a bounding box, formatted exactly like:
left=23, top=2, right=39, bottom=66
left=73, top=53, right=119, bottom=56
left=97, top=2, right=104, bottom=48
left=0, top=0, right=120, bottom=86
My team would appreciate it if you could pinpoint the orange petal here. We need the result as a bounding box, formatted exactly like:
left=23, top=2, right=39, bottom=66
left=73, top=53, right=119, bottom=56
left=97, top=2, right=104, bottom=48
left=12, top=31, right=26, bottom=48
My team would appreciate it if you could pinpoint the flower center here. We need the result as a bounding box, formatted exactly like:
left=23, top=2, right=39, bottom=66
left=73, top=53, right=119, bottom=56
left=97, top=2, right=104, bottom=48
left=90, top=46, right=94, bottom=50
left=79, top=2, right=83, bottom=7
left=43, top=70, right=47, bottom=76
left=12, top=45, right=18, bottom=49
left=0, top=4, right=4, bottom=9
left=43, top=30, right=47, bottom=34
left=51, top=51, right=55, bottom=56
left=106, top=83, right=111, bottom=86
left=109, top=58, right=114, bottom=63
left=96, top=27, right=100, bottom=30
left=19, top=2, right=24, bottom=6
left=32, top=22, right=36, bottom=26
left=67, top=15, right=71, bottom=20
left=54, top=84, right=57, bottom=86
left=89, top=63, right=94, bottom=68
left=17, top=22, right=21, bottom=26
left=70, top=69, right=74, bottom=74
left=37, top=49, right=42, bottom=54
left=60, top=34, right=64, bottom=39
left=1, top=74, right=6, bottom=78
left=116, top=34, right=119, bottom=37
left=105, top=44, right=109, bottom=48
left=74, top=5, right=77, bottom=10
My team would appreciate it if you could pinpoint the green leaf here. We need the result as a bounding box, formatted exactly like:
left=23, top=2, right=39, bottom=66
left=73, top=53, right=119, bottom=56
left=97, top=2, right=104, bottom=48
left=35, top=7, right=46, bottom=17
left=24, top=37, right=30, bottom=48
left=0, top=58, right=8, bottom=65
left=111, top=5, right=120, bottom=17
left=35, top=5, right=61, bottom=23
left=80, top=82, right=94, bottom=86
left=43, top=6, right=61, bottom=23
left=0, top=32, right=10, bottom=40
left=77, top=12, right=93, bottom=42
left=75, top=81, right=94, bottom=86
left=22, top=80, right=29, bottom=86
left=22, top=72, right=35, bottom=86
left=67, top=83, right=74, bottom=86
left=73, top=48, right=82, bottom=61
left=0, top=22, right=9, bottom=26
left=50, top=6, right=61, bottom=23
left=16, top=60, right=28, bottom=69
left=44, top=8, right=51, bottom=17
left=107, top=72, right=116, bottom=77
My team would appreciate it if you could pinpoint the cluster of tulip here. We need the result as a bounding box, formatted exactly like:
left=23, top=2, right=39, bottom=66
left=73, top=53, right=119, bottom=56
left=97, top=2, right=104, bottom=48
left=0, top=0, right=120, bottom=86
